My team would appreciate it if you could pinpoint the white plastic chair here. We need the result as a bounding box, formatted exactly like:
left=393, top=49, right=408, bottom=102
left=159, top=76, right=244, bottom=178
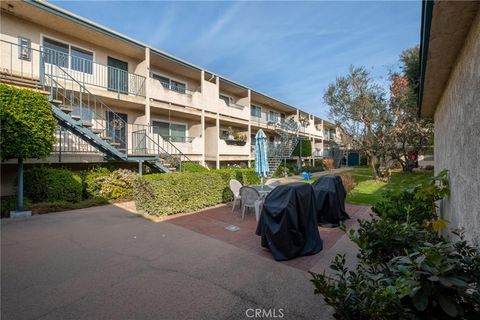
left=239, top=186, right=264, bottom=221
left=229, top=179, right=242, bottom=212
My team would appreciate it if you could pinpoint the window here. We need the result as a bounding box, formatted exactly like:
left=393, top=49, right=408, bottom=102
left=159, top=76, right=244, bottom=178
left=219, top=94, right=231, bottom=106
left=280, top=113, right=286, bottom=123
left=269, top=136, right=275, bottom=143
left=152, top=73, right=170, bottom=88
left=152, top=121, right=169, bottom=136
left=43, top=37, right=69, bottom=67
left=171, top=80, right=186, bottom=94
left=70, top=46, right=93, bottom=74
left=251, top=105, right=261, bottom=118
left=251, top=134, right=256, bottom=145
left=18, top=37, right=31, bottom=61
left=43, top=37, right=94, bottom=73
left=152, top=121, right=187, bottom=142
left=152, top=73, right=187, bottom=94
left=268, top=111, right=279, bottom=122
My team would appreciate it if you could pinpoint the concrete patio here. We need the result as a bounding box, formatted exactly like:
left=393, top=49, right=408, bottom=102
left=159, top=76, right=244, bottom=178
left=1, top=202, right=369, bottom=320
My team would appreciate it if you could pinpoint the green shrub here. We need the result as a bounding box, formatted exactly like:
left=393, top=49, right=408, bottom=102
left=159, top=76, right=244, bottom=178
left=24, top=167, right=82, bottom=202
left=82, top=167, right=111, bottom=198
left=372, top=170, right=449, bottom=224
left=239, top=169, right=260, bottom=185
left=1, top=196, right=32, bottom=218
left=135, top=172, right=226, bottom=216
left=0, top=84, right=56, bottom=161
left=182, top=162, right=209, bottom=172
left=348, top=218, right=442, bottom=267
left=31, top=198, right=108, bottom=215
left=301, top=165, right=324, bottom=173
left=291, top=138, right=312, bottom=157
left=135, top=169, right=260, bottom=216
left=310, top=169, right=480, bottom=319
left=274, top=164, right=290, bottom=177
left=96, top=169, right=138, bottom=200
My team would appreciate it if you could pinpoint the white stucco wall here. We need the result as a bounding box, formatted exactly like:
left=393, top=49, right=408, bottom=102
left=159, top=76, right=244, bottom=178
left=434, top=12, right=480, bottom=247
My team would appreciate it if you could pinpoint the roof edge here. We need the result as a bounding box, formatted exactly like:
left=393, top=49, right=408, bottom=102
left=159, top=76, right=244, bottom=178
left=418, top=0, right=434, bottom=117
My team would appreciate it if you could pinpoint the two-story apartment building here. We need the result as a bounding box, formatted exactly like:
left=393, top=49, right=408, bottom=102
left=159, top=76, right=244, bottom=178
left=0, top=0, right=341, bottom=185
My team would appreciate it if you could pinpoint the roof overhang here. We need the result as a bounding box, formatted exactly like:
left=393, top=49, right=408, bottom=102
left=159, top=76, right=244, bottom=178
left=418, top=0, right=480, bottom=118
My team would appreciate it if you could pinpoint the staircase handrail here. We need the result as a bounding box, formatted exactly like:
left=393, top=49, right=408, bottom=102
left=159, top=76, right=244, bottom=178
left=42, top=51, right=192, bottom=165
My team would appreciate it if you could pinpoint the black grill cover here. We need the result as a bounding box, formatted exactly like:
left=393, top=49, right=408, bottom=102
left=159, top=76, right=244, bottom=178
left=255, top=182, right=323, bottom=261
left=311, top=176, right=349, bottom=227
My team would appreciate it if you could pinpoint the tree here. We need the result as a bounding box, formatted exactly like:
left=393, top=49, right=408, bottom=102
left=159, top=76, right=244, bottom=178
left=388, top=47, right=433, bottom=172
left=324, top=66, right=390, bottom=179
left=0, top=84, right=57, bottom=210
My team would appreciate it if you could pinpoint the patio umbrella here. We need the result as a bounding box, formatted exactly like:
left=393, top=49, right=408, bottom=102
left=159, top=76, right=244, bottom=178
left=254, top=129, right=269, bottom=187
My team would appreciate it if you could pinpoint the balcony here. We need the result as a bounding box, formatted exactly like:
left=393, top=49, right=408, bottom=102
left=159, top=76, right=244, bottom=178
left=0, top=40, right=146, bottom=97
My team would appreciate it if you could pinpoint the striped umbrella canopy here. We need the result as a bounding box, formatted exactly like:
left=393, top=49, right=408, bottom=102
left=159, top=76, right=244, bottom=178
left=255, top=129, right=269, bottom=179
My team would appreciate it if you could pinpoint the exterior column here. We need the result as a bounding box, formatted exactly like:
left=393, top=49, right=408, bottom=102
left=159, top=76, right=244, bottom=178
left=216, top=113, right=220, bottom=169
left=145, top=48, right=151, bottom=126
left=247, top=89, right=252, bottom=167
left=201, top=110, right=205, bottom=166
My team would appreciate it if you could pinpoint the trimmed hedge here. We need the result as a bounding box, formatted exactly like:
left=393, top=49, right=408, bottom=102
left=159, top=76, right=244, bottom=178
left=24, top=167, right=82, bottom=202
left=182, top=162, right=209, bottom=172
left=134, top=169, right=260, bottom=216
left=135, top=172, right=225, bottom=216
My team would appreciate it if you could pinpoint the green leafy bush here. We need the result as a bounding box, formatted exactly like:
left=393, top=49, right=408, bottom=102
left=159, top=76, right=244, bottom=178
left=311, top=255, right=411, bottom=320
left=274, top=164, right=290, bottom=177
left=390, top=238, right=480, bottom=319
left=348, top=218, right=442, bottom=267
left=0, top=84, right=56, bottom=161
left=239, top=169, right=260, bottom=185
left=292, top=138, right=312, bottom=157
left=24, top=167, right=82, bottom=202
left=82, top=167, right=111, bottom=198
left=135, top=172, right=226, bottom=216
left=31, top=198, right=108, bottom=215
left=310, top=170, right=480, bottom=319
left=182, top=162, right=209, bottom=172
left=96, top=169, right=138, bottom=200
left=134, top=169, right=260, bottom=216
left=301, top=165, right=324, bottom=173
left=373, top=170, right=449, bottom=224
left=1, top=196, right=32, bottom=218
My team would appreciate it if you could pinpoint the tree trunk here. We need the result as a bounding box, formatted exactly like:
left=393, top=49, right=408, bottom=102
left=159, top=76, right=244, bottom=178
left=16, top=157, right=24, bottom=211
left=370, top=158, right=379, bottom=180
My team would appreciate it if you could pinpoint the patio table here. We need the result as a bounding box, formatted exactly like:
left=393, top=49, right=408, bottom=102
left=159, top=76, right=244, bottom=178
left=251, top=185, right=275, bottom=197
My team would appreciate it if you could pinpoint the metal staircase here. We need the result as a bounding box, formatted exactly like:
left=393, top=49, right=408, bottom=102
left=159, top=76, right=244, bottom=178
left=265, top=119, right=300, bottom=177
left=42, top=55, right=191, bottom=173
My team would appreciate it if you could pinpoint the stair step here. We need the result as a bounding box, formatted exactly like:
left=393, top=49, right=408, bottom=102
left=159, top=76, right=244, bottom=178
left=82, top=122, right=93, bottom=128
left=102, top=136, right=113, bottom=141
left=117, top=148, right=127, bottom=153
left=0, top=78, right=44, bottom=91
left=110, top=142, right=121, bottom=147
left=71, top=115, right=81, bottom=121
left=92, top=128, right=103, bottom=134
left=60, top=107, right=73, bottom=113
left=49, top=99, right=62, bottom=106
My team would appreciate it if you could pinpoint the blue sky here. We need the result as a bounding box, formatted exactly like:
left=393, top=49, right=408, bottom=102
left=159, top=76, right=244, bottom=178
left=52, top=0, right=421, bottom=119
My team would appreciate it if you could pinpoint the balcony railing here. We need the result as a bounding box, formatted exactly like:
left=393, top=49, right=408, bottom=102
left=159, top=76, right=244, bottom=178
left=153, top=78, right=198, bottom=95
left=162, top=136, right=195, bottom=143
left=0, top=40, right=145, bottom=97
left=43, top=48, right=145, bottom=97
left=53, top=128, right=103, bottom=155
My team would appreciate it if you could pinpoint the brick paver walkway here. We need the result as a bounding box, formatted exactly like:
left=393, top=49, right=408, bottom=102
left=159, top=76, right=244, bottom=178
left=168, top=203, right=371, bottom=271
